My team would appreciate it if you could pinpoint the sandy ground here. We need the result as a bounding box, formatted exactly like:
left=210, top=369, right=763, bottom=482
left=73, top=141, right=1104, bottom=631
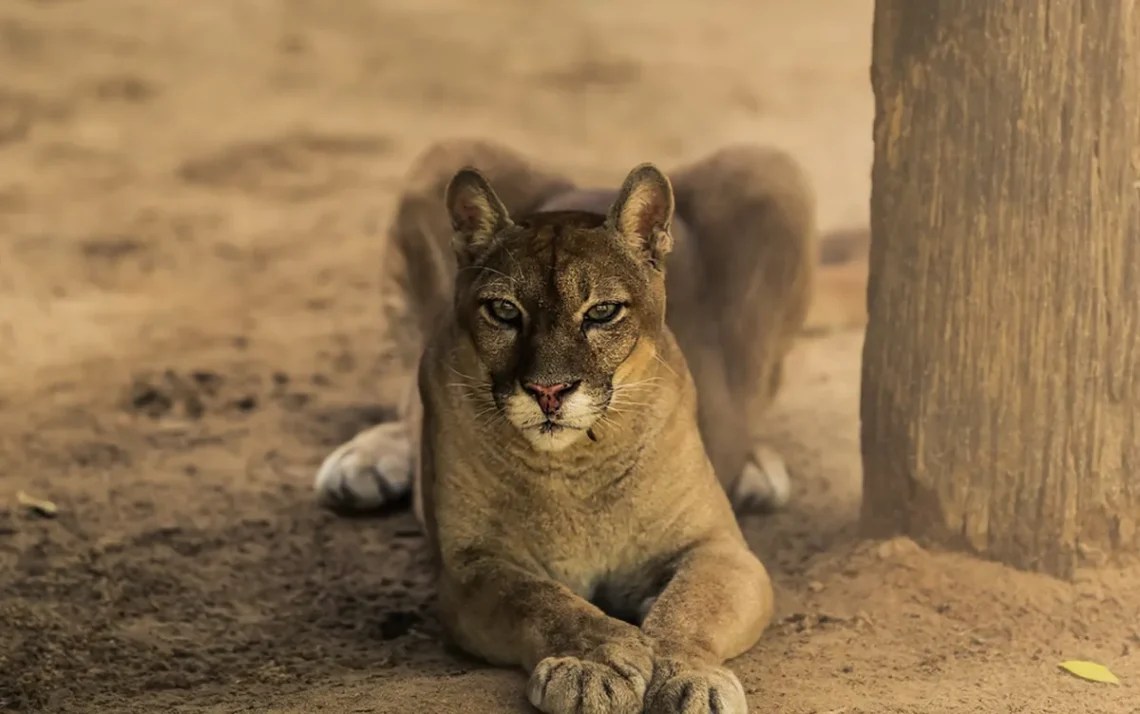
left=1, top=1, right=1138, bottom=713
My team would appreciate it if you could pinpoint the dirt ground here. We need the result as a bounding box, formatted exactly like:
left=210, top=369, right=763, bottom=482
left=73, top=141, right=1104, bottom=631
left=0, top=1, right=1137, bottom=713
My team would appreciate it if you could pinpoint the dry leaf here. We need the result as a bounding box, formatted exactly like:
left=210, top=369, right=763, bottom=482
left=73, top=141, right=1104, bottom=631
left=1058, top=660, right=1120, bottom=685
left=16, top=490, right=58, bottom=518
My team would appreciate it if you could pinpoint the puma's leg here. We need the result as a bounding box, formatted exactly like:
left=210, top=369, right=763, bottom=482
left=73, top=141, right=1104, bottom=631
left=670, top=145, right=815, bottom=513
left=640, top=536, right=775, bottom=714
left=439, top=553, right=655, bottom=714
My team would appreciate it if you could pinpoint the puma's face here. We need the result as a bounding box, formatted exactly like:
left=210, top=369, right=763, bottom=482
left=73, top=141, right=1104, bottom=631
left=445, top=164, right=675, bottom=452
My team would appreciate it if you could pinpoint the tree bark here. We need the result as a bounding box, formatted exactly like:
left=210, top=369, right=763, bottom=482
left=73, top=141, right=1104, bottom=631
left=861, top=0, right=1140, bottom=578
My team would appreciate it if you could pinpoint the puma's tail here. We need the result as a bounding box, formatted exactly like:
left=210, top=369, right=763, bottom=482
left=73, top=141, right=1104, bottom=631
left=803, top=226, right=870, bottom=336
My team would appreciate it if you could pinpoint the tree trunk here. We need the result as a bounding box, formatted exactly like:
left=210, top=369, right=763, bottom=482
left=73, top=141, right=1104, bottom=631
left=861, top=0, right=1140, bottom=578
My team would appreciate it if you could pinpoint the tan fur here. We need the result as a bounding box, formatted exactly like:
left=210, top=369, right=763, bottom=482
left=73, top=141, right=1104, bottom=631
left=313, top=139, right=869, bottom=714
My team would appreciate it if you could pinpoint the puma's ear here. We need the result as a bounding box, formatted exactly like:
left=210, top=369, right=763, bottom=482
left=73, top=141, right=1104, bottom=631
left=606, top=163, right=674, bottom=269
left=445, top=167, right=513, bottom=261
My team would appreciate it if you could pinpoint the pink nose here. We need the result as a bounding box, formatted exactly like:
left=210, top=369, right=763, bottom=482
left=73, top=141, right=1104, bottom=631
left=523, top=381, right=578, bottom=415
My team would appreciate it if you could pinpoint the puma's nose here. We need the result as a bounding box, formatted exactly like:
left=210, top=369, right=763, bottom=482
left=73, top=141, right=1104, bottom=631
left=523, top=381, right=580, bottom=416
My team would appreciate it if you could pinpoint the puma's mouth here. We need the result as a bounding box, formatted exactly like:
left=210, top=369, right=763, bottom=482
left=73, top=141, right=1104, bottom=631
left=537, top=421, right=565, bottom=434
left=536, top=417, right=590, bottom=435
left=503, top=389, right=601, bottom=451
left=533, top=414, right=582, bottom=432
left=516, top=415, right=594, bottom=452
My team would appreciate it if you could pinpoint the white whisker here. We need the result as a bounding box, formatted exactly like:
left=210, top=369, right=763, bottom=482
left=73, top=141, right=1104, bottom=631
left=651, top=351, right=679, bottom=380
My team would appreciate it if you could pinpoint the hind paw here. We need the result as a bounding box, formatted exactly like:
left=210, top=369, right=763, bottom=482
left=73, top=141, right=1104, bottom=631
left=314, top=421, right=413, bottom=512
left=730, top=444, right=791, bottom=513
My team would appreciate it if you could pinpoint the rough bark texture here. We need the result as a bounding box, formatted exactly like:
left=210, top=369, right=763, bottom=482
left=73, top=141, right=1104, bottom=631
left=862, top=0, right=1140, bottom=578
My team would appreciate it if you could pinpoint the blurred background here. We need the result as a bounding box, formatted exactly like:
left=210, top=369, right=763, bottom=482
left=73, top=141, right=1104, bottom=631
left=0, top=0, right=872, bottom=380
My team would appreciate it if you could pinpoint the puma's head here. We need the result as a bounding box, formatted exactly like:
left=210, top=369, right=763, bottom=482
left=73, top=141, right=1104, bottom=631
left=444, top=163, right=675, bottom=452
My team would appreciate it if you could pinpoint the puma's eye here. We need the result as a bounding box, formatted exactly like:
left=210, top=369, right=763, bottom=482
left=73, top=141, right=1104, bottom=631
left=484, top=299, right=521, bottom=325
left=584, top=302, right=623, bottom=324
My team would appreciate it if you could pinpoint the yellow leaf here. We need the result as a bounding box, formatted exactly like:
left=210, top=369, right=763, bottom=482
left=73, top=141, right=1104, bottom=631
left=16, top=490, right=58, bottom=518
left=1059, top=660, right=1120, bottom=685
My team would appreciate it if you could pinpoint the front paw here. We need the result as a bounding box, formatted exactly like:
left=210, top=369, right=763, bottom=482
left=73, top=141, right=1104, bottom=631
left=527, top=642, right=653, bottom=714
left=645, top=659, right=747, bottom=714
